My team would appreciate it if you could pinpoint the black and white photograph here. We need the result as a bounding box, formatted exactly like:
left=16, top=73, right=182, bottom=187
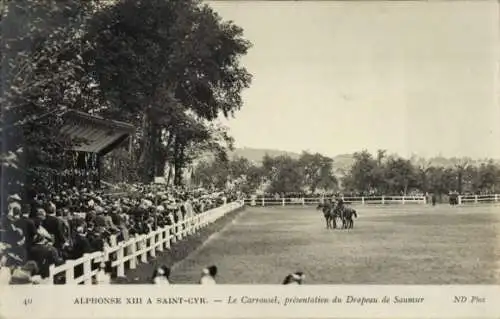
left=1, top=0, right=500, bottom=293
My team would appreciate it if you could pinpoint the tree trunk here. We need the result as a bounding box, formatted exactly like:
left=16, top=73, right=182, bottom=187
left=174, top=150, right=184, bottom=186
left=457, top=170, right=463, bottom=194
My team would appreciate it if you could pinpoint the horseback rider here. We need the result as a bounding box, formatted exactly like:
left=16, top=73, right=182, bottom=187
left=335, top=195, right=345, bottom=212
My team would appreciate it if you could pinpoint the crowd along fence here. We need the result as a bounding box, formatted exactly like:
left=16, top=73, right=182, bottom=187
left=47, top=200, right=244, bottom=285
left=243, top=194, right=500, bottom=207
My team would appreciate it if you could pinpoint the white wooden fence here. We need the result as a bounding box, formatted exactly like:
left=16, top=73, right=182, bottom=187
left=244, top=195, right=427, bottom=206
left=47, top=200, right=244, bottom=284
left=457, top=194, right=500, bottom=205
left=244, top=194, right=500, bottom=207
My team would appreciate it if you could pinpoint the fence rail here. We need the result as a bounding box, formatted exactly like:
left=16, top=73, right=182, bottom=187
left=244, top=195, right=426, bottom=206
left=47, top=200, right=244, bottom=285
left=244, top=194, right=500, bottom=207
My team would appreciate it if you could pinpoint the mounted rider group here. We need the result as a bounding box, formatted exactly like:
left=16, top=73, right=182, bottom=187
left=317, top=196, right=358, bottom=230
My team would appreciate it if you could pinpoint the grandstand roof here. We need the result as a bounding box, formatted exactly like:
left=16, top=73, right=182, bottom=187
left=59, top=110, right=135, bottom=156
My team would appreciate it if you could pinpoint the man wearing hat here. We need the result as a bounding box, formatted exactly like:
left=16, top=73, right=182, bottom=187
left=282, top=271, right=305, bottom=285
left=42, top=202, right=66, bottom=250
left=7, top=194, right=22, bottom=217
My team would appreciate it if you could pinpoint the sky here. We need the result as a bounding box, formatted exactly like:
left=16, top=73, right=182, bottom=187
left=209, top=0, right=500, bottom=159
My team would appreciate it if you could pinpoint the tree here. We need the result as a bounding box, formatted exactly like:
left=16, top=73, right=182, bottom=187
left=298, top=152, right=337, bottom=193
left=240, top=164, right=263, bottom=194
left=1, top=0, right=103, bottom=196
left=476, top=161, right=499, bottom=193
left=427, top=166, right=456, bottom=196
left=87, top=0, right=252, bottom=183
left=192, top=160, right=229, bottom=189
left=344, top=150, right=378, bottom=194
left=383, top=157, right=418, bottom=195
left=266, top=155, right=304, bottom=194
left=450, top=157, right=472, bottom=194
left=228, top=157, right=252, bottom=180
left=410, top=156, right=431, bottom=194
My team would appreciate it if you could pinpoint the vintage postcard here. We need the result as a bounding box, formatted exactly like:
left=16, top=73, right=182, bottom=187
left=1, top=0, right=499, bottom=318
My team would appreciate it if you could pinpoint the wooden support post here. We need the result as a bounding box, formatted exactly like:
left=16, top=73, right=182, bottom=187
left=116, top=246, right=125, bottom=278
left=65, top=261, right=75, bottom=284
left=83, top=255, right=92, bottom=285
left=149, top=235, right=156, bottom=259
left=129, top=241, right=137, bottom=269
left=140, top=236, right=147, bottom=263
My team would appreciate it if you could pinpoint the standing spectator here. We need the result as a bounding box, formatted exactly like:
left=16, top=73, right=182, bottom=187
left=199, top=265, right=217, bottom=285
left=152, top=266, right=170, bottom=285
left=94, top=262, right=111, bottom=285
left=71, top=225, right=92, bottom=260
left=43, top=203, right=66, bottom=250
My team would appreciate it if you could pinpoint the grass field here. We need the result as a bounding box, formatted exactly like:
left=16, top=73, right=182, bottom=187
left=168, top=204, right=500, bottom=284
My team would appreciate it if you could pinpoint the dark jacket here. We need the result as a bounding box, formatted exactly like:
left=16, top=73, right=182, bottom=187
left=43, top=214, right=66, bottom=248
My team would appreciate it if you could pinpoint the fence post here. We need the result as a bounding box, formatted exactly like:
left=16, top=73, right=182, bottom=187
left=458, top=195, right=462, bottom=205
left=177, top=221, right=182, bottom=241
left=129, top=240, right=137, bottom=269
left=381, top=196, right=385, bottom=205
left=282, top=198, right=285, bottom=206
left=149, top=234, right=156, bottom=259
left=64, top=261, right=75, bottom=284
left=47, top=265, right=55, bottom=285
left=423, top=196, right=427, bottom=205
left=495, top=194, right=498, bottom=202
left=140, top=236, right=147, bottom=263
left=361, top=197, right=365, bottom=205
left=157, top=230, right=164, bottom=253
left=402, top=196, right=405, bottom=205
left=83, top=254, right=92, bottom=285
left=302, top=198, right=305, bottom=206
left=110, top=235, right=117, bottom=247
left=261, top=198, right=265, bottom=206
left=116, top=245, right=125, bottom=278
left=474, top=195, right=478, bottom=204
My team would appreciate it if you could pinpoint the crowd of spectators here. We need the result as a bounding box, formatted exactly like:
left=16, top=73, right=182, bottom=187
left=0, top=184, right=239, bottom=285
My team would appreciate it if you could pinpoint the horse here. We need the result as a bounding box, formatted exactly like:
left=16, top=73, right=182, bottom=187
left=341, top=206, right=357, bottom=229
left=317, top=202, right=337, bottom=229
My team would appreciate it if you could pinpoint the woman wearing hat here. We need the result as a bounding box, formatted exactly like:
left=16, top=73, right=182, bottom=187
left=199, top=265, right=217, bottom=285
left=152, top=265, right=171, bottom=285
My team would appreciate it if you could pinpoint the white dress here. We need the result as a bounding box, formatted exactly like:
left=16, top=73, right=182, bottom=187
left=199, top=275, right=216, bottom=285
left=153, top=276, right=170, bottom=285
left=95, top=270, right=111, bottom=285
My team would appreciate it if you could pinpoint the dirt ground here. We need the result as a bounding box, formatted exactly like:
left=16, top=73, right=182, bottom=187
left=159, top=204, right=500, bottom=285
